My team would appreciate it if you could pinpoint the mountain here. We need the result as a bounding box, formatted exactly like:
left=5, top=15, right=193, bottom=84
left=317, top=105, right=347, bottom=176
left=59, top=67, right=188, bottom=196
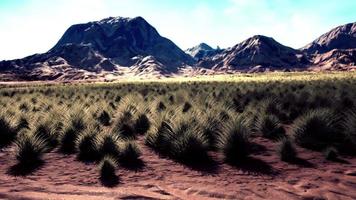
left=0, top=16, right=194, bottom=80
left=1, top=19, right=355, bottom=81
left=198, top=35, right=309, bottom=71
left=185, top=43, right=223, bottom=60
left=302, top=22, right=356, bottom=54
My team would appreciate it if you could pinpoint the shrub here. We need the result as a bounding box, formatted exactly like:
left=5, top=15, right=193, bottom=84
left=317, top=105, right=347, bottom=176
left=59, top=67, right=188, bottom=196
left=15, top=134, right=47, bottom=166
left=99, top=156, right=118, bottom=186
left=199, top=112, right=222, bottom=149
left=16, top=115, right=29, bottom=131
left=0, top=114, right=17, bottom=148
left=76, top=130, right=100, bottom=162
left=134, top=113, right=150, bottom=135
left=278, top=138, right=297, bottom=161
left=145, top=112, right=209, bottom=163
left=342, top=109, right=356, bottom=150
left=59, top=111, right=88, bottom=154
left=218, top=117, right=250, bottom=162
left=98, top=133, right=121, bottom=158
left=98, top=110, right=111, bottom=126
left=59, top=126, right=80, bottom=154
left=255, top=114, right=285, bottom=140
left=172, top=129, right=209, bottom=162
left=32, top=121, right=58, bottom=149
left=182, top=102, right=192, bottom=113
left=112, top=105, right=137, bottom=139
left=291, top=109, right=341, bottom=150
left=118, top=141, right=141, bottom=164
left=324, top=147, right=338, bottom=160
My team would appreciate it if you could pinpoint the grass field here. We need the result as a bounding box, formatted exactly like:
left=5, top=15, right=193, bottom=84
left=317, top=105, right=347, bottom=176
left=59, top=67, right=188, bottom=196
left=1, top=72, right=356, bottom=186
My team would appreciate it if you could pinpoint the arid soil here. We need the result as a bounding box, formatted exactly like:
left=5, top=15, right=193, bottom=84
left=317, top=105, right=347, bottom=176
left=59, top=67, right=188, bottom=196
left=0, top=136, right=355, bottom=200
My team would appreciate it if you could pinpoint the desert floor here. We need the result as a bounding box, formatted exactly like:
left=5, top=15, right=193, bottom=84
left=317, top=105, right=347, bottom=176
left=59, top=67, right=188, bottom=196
left=0, top=135, right=355, bottom=200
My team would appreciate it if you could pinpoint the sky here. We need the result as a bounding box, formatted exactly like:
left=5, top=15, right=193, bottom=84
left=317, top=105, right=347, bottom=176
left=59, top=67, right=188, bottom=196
left=0, top=0, right=355, bottom=60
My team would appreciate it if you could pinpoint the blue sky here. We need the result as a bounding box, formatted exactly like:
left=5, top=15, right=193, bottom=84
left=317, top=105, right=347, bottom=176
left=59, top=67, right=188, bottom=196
left=0, top=0, right=355, bottom=60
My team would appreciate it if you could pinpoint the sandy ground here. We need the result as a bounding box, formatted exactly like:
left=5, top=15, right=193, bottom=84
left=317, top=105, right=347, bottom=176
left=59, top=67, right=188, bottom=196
left=0, top=136, right=355, bottom=200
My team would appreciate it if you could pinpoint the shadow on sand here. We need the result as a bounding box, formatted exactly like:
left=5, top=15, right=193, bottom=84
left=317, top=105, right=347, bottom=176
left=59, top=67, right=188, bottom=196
left=228, top=157, right=278, bottom=176
left=7, top=161, right=44, bottom=176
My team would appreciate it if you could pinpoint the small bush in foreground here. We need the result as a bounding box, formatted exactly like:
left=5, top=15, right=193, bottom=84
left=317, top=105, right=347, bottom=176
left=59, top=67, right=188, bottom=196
left=118, top=141, right=142, bottom=165
left=97, top=110, right=111, bottom=126
left=278, top=138, right=297, bottom=161
left=76, top=130, right=100, bottom=162
left=255, top=114, right=285, bottom=140
left=291, top=109, right=341, bottom=150
left=218, top=117, right=250, bottom=162
left=99, top=133, right=121, bottom=158
left=134, top=114, right=150, bottom=135
left=15, top=134, right=47, bottom=166
left=0, top=114, right=17, bottom=148
left=342, top=109, right=356, bottom=153
left=324, top=147, right=338, bottom=161
left=99, top=156, right=119, bottom=187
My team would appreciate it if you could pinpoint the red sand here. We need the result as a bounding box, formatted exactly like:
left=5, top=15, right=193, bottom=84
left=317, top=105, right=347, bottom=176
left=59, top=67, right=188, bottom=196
left=0, top=137, right=355, bottom=200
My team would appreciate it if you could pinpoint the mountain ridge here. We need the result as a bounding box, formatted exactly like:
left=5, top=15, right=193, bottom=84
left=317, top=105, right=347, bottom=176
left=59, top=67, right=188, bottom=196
left=0, top=17, right=355, bottom=81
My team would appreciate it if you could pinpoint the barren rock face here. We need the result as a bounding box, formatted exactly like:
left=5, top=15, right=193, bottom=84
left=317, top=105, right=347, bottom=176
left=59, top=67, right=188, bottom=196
left=53, top=16, right=194, bottom=68
left=302, top=22, right=356, bottom=54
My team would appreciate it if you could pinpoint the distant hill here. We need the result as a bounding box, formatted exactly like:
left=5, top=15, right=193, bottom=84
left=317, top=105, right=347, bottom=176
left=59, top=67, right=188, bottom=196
left=185, top=43, right=223, bottom=61
left=198, top=35, right=308, bottom=72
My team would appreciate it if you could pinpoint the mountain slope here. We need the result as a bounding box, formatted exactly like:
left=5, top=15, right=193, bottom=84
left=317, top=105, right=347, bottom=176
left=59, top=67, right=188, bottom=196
left=53, top=16, right=194, bottom=68
left=198, top=35, right=308, bottom=71
left=302, top=22, right=356, bottom=54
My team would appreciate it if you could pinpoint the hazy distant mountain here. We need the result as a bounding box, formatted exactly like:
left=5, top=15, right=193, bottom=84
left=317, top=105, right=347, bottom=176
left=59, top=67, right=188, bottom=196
left=302, top=22, right=356, bottom=54
left=185, top=43, right=223, bottom=60
left=198, top=35, right=308, bottom=71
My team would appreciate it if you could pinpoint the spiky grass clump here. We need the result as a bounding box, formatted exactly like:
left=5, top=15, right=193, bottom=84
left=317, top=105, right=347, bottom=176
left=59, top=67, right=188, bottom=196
left=59, top=109, right=88, bottom=154
left=16, top=115, right=29, bottom=131
left=98, top=133, right=121, bottom=158
left=118, top=141, right=141, bottom=164
left=278, top=138, right=297, bottom=161
left=0, top=113, right=17, bottom=148
left=32, top=120, right=58, bottom=149
left=324, top=146, right=338, bottom=160
left=97, top=110, right=111, bottom=126
left=291, top=109, right=341, bottom=150
left=134, top=113, right=150, bottom=135
left=15, top=133, right=47, bottom=166
left=255, top=114, right=285, bottom=140
left=342, top=109, right=356, bottom=153
left=75, top=129, right=100, bottom=162
left=146, top=111, right=209, bottom=163
left=99, top=156, right=118, bottom=186
left=198, top=110, right=223, bottom=150
left=112, top=99, right=138, bottom=139
left=218, top=117, right=250, bottom=162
